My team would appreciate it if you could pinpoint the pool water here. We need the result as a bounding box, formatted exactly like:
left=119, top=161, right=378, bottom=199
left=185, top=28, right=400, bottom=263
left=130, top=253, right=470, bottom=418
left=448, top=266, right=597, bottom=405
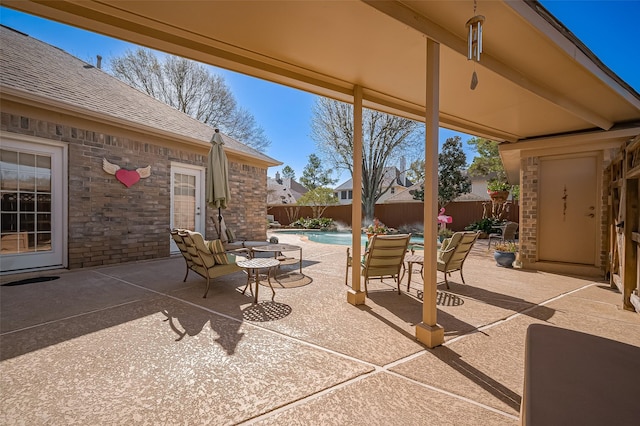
left=273, top=230, right=424, bottom=247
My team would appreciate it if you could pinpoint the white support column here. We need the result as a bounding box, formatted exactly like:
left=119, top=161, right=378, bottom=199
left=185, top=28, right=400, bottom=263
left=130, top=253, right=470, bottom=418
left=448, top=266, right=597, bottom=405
left=347, top=85, right=366, bottom=305
left=416, top=39, right=445, bottom=347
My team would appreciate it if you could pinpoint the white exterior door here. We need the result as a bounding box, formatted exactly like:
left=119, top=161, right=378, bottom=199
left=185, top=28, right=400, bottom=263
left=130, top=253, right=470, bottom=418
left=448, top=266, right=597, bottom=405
left=0, top=136, right=67, bottom=273
left=170, top=163, right=205, bottom=253
left=538, top=153, right=600, bottom=265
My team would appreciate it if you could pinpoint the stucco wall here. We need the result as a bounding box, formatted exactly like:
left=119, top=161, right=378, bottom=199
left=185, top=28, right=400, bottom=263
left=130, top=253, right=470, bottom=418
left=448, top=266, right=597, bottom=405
left=2, top=109, right=267, bottom=269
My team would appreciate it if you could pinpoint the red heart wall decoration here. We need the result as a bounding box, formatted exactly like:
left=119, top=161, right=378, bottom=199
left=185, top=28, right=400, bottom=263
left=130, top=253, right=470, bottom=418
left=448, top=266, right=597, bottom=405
left=115, top=169, right=141, bottom=188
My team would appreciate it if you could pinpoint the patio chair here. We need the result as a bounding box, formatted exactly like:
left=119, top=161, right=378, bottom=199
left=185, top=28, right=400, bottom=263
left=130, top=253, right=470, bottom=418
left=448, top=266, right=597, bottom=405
left=487, top=221, right=518, bottom=251
left=345, top=233, right=411, bottom=296
left=210, top=215, right=271, bottom=250
left=267, top=214, right=282, bottom=228
left=437, top=231, right=479, bottom=289
left=170, top=229, right=249, bottom=298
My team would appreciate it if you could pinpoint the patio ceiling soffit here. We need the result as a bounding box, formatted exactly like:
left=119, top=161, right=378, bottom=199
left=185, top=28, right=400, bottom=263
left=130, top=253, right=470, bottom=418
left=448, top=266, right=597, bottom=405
left=363, top=0, right=614, bottom=132
left=6, top=0, right=636, bottom=143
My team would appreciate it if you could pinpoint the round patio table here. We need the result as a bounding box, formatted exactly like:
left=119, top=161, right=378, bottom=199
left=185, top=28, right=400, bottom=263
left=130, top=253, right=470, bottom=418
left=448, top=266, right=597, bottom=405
left=237, top=257, right=280, bottom=304
left=252, top=244, right=302, bottom=274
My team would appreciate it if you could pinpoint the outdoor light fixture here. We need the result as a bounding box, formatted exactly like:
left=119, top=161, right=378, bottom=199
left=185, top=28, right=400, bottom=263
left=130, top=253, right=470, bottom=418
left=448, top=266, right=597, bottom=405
left=466, top=0, right=485, bottom=90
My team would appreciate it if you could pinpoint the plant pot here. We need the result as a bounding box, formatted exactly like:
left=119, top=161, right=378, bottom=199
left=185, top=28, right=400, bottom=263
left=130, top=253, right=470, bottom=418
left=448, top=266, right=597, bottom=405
left=488, top=190, right=509, bottom=203
left=494, top=250, right=516, bottom=268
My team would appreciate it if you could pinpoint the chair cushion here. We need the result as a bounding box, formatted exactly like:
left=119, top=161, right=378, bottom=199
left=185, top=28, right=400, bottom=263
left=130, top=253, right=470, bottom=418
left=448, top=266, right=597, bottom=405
left=186, top=231, right=216, bottom=269
left=208, top=239, right=229, bottom=264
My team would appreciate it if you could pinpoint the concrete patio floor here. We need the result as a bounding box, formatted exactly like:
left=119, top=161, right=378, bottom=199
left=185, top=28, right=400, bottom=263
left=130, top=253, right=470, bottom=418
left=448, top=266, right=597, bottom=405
left=1, top=232, right=639, bottom=425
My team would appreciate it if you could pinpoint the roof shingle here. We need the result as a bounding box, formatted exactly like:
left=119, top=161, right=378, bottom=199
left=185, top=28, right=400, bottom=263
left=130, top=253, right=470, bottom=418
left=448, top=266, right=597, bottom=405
left=0, top=25, right=278, bottom=165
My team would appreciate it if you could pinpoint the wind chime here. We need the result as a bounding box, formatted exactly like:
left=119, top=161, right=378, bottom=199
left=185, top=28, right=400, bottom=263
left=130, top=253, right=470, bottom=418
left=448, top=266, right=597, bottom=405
left=466, top=0, right=485, bottom=90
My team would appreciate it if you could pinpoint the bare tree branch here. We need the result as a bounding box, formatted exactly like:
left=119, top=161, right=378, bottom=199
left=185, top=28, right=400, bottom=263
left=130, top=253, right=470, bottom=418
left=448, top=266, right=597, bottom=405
left=109, top=48, right=270, bottom=152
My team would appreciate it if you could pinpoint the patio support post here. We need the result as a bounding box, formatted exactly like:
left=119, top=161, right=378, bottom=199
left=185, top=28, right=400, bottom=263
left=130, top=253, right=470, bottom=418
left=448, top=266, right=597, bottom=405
left=416, top=39, right=445, bottom=347
left=347, top=85, right=366, bottom=305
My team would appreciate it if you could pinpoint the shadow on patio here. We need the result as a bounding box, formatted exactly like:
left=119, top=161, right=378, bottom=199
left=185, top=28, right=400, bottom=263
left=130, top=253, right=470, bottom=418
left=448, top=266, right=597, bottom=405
left=1, top=233, right=638, bottom=424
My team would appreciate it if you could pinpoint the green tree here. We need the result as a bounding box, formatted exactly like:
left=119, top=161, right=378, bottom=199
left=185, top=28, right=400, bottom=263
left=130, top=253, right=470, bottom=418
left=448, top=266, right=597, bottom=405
left=412, top=136, right=471, bottom=206
left=438, top=136, right=471, bottom=207
left=296, top=187, right=339, bottom=218
left=281, top=165, right=296, bottom=180
left=300, top=153, right=337, bottom=190
left=110, top=48, right=270, bottom=151
left=467, top=137, right=507, bottom=183
left=467, top=137, right=519, bottom=196
left=311, top=98, right=422, bottom=220
left=406, top=159, right=425, bottom=185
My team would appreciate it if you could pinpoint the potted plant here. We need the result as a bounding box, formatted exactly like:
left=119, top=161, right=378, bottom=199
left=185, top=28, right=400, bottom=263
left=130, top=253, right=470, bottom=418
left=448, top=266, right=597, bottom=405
left=437, top=227, right=454, bottom=243
left=487, top=179, right=511, bottom=203
left=365, top=218, right=389, bottom=238
left=493, top=241, right=518, bottom=268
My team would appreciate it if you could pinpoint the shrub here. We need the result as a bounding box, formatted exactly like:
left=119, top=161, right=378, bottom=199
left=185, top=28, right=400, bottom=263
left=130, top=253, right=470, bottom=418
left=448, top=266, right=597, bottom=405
left=290, top=217, right=334, bottom=230
left=438, top=227, right=454, bottom=239
left=465, top=218, right=503, bottom=234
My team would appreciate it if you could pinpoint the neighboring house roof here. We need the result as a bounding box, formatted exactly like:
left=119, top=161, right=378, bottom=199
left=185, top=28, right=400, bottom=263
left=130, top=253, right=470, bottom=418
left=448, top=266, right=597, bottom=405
left=384, top=176, right=493, bottom=203
left=334, top=180, right=353, bottom=191
left=266, top=177, right=307, bottom=205
left=334, top=166, right=412, bottom=192
left=383, top=183, right=421, bottom=203
left=280, top=178, right=308, bottom=198
left=0, top=25, right=280, bottom=167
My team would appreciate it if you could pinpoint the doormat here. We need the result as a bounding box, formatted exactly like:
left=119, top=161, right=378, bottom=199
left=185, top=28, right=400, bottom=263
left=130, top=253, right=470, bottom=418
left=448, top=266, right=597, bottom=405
left=1, top=276, right=60, bottom=286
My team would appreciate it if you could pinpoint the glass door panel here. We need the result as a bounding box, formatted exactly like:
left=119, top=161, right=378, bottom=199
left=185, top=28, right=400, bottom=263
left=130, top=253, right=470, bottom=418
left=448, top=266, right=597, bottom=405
left=1, top=149, right=52, bottom=253
left=0, top=138, right=64, bottom=272
left=170, top=164, right=204, bottom=253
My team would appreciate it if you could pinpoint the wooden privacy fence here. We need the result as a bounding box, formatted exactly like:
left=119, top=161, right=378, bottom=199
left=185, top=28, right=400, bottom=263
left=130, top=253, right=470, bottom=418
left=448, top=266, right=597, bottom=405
left=268, top=201, right=519, bottom=232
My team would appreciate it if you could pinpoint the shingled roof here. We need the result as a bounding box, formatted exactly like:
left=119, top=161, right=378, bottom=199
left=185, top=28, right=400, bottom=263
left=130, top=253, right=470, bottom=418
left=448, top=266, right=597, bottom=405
left=0, top=25, right=279, bottom=166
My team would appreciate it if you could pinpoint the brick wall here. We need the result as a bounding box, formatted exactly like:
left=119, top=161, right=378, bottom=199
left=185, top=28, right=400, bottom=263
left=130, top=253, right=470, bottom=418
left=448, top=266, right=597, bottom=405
left=2, top=111, right=267, bottom=269
left=519, top=157, right=538, bottom=266
left=205, top=161, right=268, bottom=241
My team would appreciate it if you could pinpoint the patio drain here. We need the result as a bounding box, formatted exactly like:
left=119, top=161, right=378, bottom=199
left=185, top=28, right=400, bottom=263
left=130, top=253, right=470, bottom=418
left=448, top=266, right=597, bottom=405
left=242, top=301, right=292, bottom=322
left=1, top=276, right=60, bottom=286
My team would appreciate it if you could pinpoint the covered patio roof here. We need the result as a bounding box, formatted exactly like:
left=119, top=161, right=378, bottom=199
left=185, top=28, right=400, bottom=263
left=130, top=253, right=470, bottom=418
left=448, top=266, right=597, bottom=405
left=5, top=0, right=639, bottom=144
left=5, top=0, right=639, bottom=347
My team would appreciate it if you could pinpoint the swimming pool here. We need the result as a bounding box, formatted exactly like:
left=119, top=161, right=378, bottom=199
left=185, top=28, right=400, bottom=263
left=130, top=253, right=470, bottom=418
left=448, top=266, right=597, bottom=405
left=273, top=230, right=424, bottom=247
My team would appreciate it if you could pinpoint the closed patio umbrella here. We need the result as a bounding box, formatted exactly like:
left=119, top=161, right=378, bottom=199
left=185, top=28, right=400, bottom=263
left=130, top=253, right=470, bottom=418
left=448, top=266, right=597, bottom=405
left=207, top=129, right=230, bottom=236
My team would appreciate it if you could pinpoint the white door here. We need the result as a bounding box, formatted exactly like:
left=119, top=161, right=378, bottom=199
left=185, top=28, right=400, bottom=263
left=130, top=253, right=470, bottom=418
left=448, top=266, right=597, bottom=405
left=0, top=136, right=67, bottom=273
left=538, top=153, right=599, bottom=265
left=170, top=163, right=205, bottom=253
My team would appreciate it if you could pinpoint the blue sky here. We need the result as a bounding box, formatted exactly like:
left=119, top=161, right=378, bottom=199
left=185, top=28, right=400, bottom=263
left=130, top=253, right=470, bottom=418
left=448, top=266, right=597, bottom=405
left=2, top=1, right=638, bottom=183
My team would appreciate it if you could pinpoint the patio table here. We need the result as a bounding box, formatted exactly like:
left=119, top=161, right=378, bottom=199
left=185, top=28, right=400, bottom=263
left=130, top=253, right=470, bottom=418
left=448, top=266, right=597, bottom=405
left=237, top=257, right=280, bottom=304
left=402, top=253, right=424, bottom=292
left=252, top=244, right=302, bottom=274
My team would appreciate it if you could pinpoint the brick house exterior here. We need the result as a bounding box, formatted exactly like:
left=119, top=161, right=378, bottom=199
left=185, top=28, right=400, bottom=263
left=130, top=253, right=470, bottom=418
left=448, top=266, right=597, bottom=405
left=0, top=26, right=279, bottom=273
